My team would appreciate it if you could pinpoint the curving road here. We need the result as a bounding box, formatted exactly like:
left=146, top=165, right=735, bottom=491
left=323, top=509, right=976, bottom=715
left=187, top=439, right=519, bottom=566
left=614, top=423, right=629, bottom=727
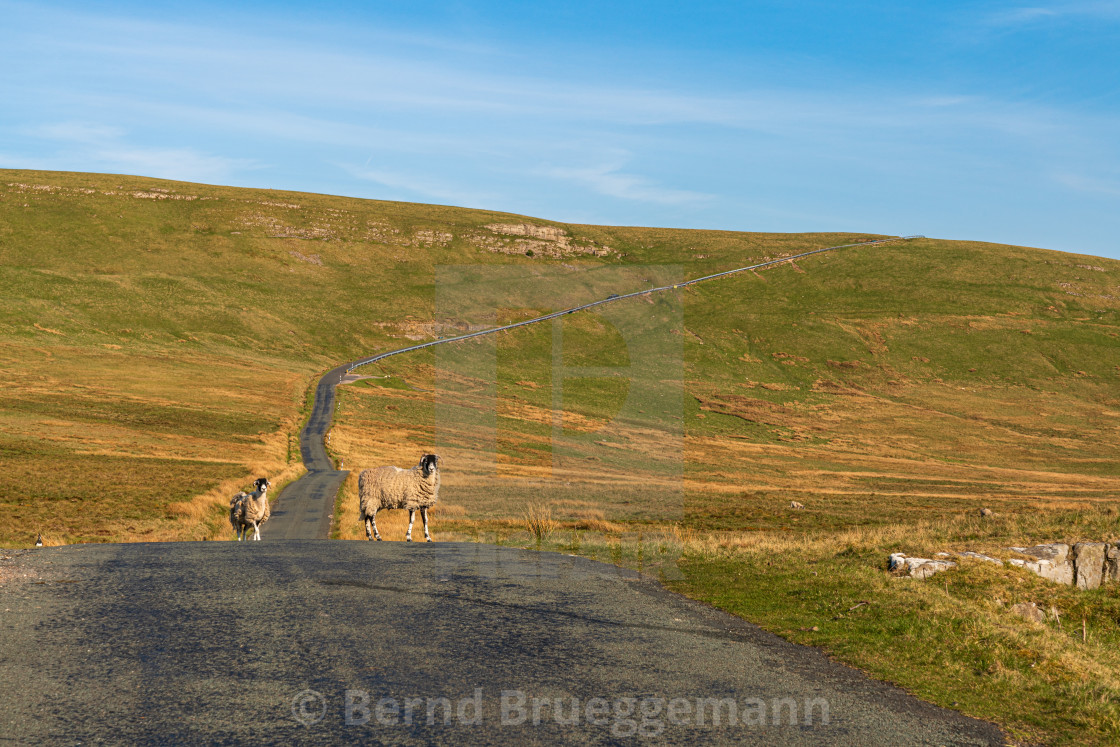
left=0, top=541, right=1004, bottom=745
left=266, top=363, right=350, bottom=539
left=268, top=236, right=922, bottom=539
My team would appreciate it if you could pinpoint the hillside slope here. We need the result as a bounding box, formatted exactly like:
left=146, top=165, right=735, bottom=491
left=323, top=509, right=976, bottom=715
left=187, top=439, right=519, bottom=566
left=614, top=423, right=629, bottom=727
left=1, top=169, right=1118, bottom=547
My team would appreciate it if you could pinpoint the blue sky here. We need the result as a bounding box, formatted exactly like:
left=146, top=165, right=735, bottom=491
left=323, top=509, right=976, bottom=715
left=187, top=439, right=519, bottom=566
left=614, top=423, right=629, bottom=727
left=2, top=1, right=1119, bottom=259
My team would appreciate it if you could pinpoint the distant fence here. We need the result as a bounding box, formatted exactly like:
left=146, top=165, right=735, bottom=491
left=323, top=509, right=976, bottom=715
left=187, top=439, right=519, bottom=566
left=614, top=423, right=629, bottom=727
left=347, top=234, right=924, bottom=373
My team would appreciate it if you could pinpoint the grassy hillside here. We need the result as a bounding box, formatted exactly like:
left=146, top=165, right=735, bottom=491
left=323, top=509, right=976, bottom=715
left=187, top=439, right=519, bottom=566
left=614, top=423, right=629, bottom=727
left=3, top=169, right=1120, bottom=743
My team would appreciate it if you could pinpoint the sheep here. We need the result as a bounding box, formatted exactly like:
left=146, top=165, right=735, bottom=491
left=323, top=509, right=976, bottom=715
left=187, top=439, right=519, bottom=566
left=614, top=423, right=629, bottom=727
left=230, top=478, right=271, bottom=541
left=358, top=454, right=440, bottom=542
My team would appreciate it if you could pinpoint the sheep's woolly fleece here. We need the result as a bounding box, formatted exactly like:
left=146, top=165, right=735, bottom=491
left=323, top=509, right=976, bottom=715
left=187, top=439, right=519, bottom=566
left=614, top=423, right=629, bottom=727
left=358, top=455, right=440, bottom=516
left=230, top=479, right=271, bottom=538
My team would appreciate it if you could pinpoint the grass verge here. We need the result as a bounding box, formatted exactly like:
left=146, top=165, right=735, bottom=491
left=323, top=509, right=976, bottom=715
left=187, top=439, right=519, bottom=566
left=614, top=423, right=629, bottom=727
left=461, top=506, right=1120, bottom=746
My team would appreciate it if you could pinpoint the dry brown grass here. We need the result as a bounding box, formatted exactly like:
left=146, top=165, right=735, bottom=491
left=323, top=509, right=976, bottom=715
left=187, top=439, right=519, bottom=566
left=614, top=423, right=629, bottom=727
left=0, top=340, right=315, bottom=546
left=524, top=503, right=559, bottom=541
left=569, top=509, right=624, bottom=533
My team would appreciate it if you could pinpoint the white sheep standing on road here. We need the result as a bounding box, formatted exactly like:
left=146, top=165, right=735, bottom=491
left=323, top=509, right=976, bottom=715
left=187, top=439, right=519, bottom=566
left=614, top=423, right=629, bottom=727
left=230, top=477, right=271, bottom=541
left=359, top=454, right=440, bottom=542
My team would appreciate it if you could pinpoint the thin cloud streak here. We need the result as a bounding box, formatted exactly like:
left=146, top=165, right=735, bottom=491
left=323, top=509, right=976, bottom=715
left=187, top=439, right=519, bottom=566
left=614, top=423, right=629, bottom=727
left=341, top=164, right=503, bottom=209
left=547, top=163, right=711, bottom=205
left=10, top=120, right=258, bottom=183
left=984, top=1, right=1120, bottom=26
left=1053, top=172, right=1120, bottom=196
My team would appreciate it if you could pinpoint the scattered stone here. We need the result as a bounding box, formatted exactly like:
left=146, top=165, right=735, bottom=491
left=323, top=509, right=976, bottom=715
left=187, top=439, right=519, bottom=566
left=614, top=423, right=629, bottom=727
left=790, top=501, right=804, bottom=510
left=1073, top=542, right=1107, bottom=590
left=893, top=541, right=1118, bottom=589
left=979, top=508, right=993, bottom=517
left=957, top=551, right=1003, bottom=565
left=1009, top=602, right=1045, bottom=623
left=1008, top=544, right=1074, bottom=585
left=889, top=553, right=956, bottom=579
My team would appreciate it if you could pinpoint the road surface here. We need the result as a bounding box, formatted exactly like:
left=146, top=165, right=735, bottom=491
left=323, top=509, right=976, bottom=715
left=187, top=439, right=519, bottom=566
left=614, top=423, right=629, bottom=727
left=0, top=542, right=1004, bottom=745
left=265, top=362, right=349, bottom=539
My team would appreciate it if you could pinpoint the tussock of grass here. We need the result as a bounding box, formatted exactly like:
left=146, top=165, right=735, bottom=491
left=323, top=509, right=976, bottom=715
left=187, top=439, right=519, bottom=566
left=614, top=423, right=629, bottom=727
left=524, top=503, right=559, bottom=542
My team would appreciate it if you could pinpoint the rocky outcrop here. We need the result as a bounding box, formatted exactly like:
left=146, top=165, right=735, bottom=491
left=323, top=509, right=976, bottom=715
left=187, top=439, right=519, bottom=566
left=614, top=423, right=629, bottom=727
left=1008, top=544, right=1074, bottom=586
left=1073, top=543, right=1108, bottom=590
left=890, top=541, right=1120, bottom=589
left=889, top=553, right=956, bottom=579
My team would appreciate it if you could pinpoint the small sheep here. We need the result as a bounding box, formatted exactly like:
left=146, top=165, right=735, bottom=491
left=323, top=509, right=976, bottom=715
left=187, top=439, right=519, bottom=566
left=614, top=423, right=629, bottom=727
left=230, top=478, right=271, bottom=541
left=359, top=454, right=440, bottom=542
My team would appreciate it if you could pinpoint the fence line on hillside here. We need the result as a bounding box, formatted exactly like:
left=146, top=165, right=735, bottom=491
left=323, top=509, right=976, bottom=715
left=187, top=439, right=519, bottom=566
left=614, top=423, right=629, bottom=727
left=347, top=234, right=925, bottom=374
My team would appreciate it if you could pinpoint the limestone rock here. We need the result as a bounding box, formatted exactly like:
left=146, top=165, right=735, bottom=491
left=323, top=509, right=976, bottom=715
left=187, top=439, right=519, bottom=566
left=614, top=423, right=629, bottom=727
left=1073, top=542, right=1107, bottom=590
left=1013, top=544, right=1070, bottom=564
left=790, top=501, right=804, bottom=510
left=1008, top=544, right=1074, bottom=585
left=956, top=551, right=1003, bottom=565
left=889, top=553, right=956, bottom=579
left=1009, top=602, right=1045, bottom=623
left=1107, top=543, right=1120, bottom=584
left=979, top=508, right=993, bottom=517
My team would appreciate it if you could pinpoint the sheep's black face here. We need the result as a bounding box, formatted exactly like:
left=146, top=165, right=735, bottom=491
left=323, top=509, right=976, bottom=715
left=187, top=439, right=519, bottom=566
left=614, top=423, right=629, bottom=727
left=420, top=454, right=439, bottom=477
left=256, top=478, right=270, bottom=491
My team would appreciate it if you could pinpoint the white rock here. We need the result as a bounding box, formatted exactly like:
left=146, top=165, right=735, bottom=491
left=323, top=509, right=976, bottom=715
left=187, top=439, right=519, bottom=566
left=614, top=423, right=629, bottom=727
left=957, top=551, right=1003, bottom=565
left=1008, top=544, right=1074, bottom=585
left=889, top=553, right=956, bottom=579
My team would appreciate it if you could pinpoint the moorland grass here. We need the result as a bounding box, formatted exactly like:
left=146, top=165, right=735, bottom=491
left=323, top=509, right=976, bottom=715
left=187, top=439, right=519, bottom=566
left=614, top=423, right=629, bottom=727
left=4, top=169, right=1120, bottom=741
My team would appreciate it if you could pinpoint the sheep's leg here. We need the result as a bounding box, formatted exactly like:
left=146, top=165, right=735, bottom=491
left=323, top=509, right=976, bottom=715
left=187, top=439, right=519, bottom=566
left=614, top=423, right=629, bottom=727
left=406, top=509, right=415, bottom=542
left=370, top=509, right=382, bottom=541
left=252, top=522, right=261, bottom=541
left=421, top=507, right=432, bottom=542
left=364, top=515, right=373, bottom=540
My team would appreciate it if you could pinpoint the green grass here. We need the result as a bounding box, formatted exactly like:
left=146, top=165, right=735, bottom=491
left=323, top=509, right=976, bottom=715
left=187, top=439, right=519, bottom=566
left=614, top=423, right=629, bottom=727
left=4, top=168, right=1120, bottom=742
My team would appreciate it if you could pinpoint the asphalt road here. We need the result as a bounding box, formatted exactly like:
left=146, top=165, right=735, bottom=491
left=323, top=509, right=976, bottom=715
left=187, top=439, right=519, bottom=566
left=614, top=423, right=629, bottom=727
left=0, top=542, right=1005, bottom=745
left=266, top=362, right=349, bottom=540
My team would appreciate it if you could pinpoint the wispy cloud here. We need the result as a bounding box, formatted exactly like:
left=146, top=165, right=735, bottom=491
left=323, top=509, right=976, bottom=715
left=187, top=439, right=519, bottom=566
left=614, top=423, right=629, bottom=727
left=1053, top=171, right=1120, bottom=196
left=341, top=163, right=501, bottom=208
left=32, top=122, right=126, bottom=142
left=89, top=146, right=257, bottom=184
left=16, top=119, right=257, bottom=183
left=546, top=162, right=711, bottom=205
left=984, top=1, right=1120, bottom=26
